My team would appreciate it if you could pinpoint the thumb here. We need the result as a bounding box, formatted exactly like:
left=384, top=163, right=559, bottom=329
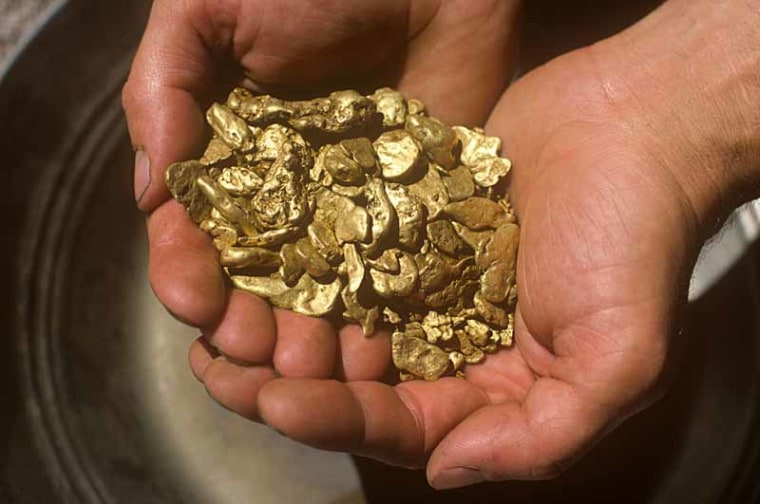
left=122, top=0, right=213, bottom=212
left=426, top=378, right=620, bottom=488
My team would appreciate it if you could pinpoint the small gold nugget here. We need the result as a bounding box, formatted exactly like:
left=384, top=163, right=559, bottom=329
left=166, top=87, right=519, bottom=380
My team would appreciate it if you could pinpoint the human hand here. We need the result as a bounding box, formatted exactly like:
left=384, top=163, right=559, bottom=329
left=121, top=0, right=521, bottom=416
left=179, top=0, right=760, bottom=489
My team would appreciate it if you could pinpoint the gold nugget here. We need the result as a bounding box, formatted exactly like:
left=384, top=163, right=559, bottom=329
left=166, top=87, right=520, bottom=380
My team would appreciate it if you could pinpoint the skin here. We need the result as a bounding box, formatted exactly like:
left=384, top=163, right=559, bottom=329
left=122, top=0, right=760, bottom=490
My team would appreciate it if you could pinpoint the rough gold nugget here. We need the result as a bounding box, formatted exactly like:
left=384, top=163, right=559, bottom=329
left=166, top=87, right=520, bottom=380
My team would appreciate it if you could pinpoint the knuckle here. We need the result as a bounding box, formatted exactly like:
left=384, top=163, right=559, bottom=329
left=121, top=78, right=139, bottom=113
left=121, top=79, right=146, bottom=145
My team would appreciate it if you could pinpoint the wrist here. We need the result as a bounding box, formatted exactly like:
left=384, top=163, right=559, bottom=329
left=591, top=0, right=760, bottom=237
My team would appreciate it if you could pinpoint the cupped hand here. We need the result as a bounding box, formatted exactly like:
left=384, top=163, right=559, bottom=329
left=121, top=0, right=520, bottom=417
left=182, top=0, right=758, bottom=489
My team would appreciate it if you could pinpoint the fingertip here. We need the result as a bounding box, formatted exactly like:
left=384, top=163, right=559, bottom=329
left=149, top=252, right=227, bottom=328
left=148, top=201, right=227, bottom=328
left=152, top=277, right=226, bottom=328
left=206, top=289, right=277, bottom=364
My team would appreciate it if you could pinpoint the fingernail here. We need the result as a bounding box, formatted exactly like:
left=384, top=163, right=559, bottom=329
left=134, top=148, right=151, bottom=206
left=431, top=467, right=484, bottom=489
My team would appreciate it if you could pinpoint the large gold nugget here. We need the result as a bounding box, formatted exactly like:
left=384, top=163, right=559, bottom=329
left=166, top=87, right=520, bottom=380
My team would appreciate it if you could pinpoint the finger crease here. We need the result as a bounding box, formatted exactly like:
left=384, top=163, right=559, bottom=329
left=395, top=386, right=427, bottom=458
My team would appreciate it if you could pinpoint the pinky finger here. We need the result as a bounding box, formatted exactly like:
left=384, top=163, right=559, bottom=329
left=188, top=336, right=218, bottom=382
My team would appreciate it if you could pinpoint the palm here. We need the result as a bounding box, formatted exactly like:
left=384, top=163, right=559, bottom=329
left=422, top=48, right=697, bottom=479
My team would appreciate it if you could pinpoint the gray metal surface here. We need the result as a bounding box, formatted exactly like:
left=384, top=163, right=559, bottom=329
left=690, top=200, right=760, bottom=300
left=19, top=96, right=364, bottom=503
left=0, top=0, right=63, bottom=77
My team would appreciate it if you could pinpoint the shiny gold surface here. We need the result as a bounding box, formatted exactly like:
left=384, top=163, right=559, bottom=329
left=166, top=87, right=520, bottom=380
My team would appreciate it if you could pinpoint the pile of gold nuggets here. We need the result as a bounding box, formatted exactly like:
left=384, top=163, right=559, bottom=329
left=166, top=87, right=520, bottom=381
